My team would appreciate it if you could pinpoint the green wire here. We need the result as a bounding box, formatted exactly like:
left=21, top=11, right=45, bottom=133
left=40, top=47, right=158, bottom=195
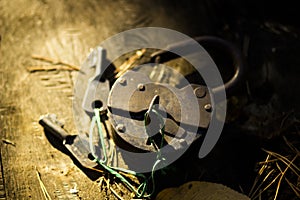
left=89, top=108, right=166, bottom=198
left=94, top=109, right=107, bottom=164
left=88, top=116, right=97, bottom=162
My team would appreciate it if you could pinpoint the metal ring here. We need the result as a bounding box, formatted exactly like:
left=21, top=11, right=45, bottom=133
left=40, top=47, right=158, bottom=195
left=150, top=36, right=245, bottom=97
left=194, top=36, right=244, bottom=96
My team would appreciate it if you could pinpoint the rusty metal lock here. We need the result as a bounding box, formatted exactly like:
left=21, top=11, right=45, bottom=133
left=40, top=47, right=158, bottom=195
left=107, top=70, right=212, bottom=152
left=75, top=34, right=244, bottom=165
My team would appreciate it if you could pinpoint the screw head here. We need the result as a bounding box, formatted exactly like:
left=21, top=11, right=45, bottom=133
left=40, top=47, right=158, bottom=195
left=116, top=124, right=125, bottom=132
left=118, top=78, right=126, bottom=85
left=204, top=104, right=212, bottom=112
left=194, top=86, right=206, bottom=98
left=137, top=83, right=145, bottom=91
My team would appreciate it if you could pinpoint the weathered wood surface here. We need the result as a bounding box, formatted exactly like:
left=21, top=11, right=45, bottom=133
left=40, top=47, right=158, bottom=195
left=2, top=0, right=299, bottom=199
left=0, top=1, right=146, bottom=199
left=0, top=1, right=214, bottom=199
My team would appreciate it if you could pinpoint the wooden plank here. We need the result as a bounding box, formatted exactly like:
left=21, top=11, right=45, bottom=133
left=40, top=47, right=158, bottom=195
left=0, top=1, right=108, bottom=199
left=0, top=151, right=6, bottom=200
left=0, top=0, right=215, bottom=199
left=0, top=0, right=161, bottom=199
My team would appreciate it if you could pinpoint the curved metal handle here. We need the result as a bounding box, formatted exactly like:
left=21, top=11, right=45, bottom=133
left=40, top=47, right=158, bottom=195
left=194, top=36, right=244, bottom=96
left=150, top=36, right=245, bottom=97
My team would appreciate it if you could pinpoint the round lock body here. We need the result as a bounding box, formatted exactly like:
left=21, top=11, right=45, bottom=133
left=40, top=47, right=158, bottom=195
left=107, top=69, right=212, bottom=153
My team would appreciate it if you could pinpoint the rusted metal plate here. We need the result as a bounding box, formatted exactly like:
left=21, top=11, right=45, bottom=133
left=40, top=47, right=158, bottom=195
left=108, top=70, right=211, bottom=152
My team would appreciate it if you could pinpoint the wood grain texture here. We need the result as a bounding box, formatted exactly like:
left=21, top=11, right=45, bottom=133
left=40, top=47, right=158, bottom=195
left=0, top=0, right=223, bottom=199
left=1, top=1, right=299, bottom=199
left=0, top=0, right=157, bottom=199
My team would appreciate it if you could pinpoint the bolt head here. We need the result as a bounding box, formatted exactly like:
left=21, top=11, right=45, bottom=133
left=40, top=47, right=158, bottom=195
left=118, top=78, right=126, bottom=85
left=204, top=104, right=212, bottom=112
left=116, top=124, right=125, bottom=132
left=137, top=83, right=145, bottom=91
left=194, top=86, right=206, bottom=98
